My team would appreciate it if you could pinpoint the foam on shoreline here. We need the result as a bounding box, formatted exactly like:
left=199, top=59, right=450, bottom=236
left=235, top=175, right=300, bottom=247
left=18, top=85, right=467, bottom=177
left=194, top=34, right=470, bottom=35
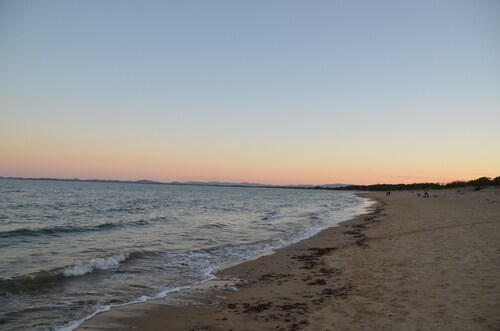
left=78, top=188, right=500, bottom=331
left=75, top=194, right=378, bottom=330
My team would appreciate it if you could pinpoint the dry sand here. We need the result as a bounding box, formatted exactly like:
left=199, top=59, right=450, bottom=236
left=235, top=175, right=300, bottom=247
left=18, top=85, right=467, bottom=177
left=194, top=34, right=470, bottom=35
left=78, top=188, right=500, bottom=331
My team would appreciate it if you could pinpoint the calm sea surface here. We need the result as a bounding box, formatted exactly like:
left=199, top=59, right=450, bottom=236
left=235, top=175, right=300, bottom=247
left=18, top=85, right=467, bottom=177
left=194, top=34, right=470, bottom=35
left=0, top=179, right=373, bottom=330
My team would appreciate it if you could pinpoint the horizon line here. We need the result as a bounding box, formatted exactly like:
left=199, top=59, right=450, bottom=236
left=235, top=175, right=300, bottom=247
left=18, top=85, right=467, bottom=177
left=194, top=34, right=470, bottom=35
left=1, top=175, right=497, bottom=188
left=0, top=175, right=346, bottom=188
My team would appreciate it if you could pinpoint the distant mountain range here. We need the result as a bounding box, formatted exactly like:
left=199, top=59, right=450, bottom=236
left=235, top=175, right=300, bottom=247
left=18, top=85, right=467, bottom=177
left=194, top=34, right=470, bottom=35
left=0, top=176, right=349, bottom=189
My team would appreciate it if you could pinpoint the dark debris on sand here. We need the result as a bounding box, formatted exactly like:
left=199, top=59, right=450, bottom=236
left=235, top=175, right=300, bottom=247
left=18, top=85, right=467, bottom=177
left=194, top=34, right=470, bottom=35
left=292, top=247, right=338, bottom=269
left=343, top=207, right=384, bottom=247
left=243, top=302, right=273, bottom=313
left=215, top=206, right=384, bottom=331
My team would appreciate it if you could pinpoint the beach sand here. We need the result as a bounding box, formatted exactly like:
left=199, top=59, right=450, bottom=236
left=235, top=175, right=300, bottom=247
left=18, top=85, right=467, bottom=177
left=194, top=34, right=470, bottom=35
left=78, top=188, right=500, bottom=330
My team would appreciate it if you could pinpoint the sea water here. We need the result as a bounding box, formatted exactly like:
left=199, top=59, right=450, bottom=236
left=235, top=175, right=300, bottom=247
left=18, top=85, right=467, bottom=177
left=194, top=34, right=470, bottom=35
left=0, top=179, right=373, bottom=330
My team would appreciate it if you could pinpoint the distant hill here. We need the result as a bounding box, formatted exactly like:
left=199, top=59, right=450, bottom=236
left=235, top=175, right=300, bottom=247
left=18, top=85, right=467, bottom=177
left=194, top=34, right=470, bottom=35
left=135, top=179, right=162, bottom=184
left=3, top=176, right=498, bottom=190
left=167, top=182, right=353, bottom=189
left=3, top=175, right=498, bottom=190
left=168, top=181, right=269, bottom=187
left=0, top=176, right=350, bottom=189
left=0, top=176, right=163, bottom=185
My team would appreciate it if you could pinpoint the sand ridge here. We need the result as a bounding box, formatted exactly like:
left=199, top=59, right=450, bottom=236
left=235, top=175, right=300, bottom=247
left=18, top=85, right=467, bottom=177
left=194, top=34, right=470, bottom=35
left=78, top=188, right=500, bottom=331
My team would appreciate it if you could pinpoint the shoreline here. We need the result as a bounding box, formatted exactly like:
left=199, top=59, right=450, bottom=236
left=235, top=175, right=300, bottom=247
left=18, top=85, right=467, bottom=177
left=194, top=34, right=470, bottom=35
left=77, top=188, right=499, bottom=330
left=76, top=194, right=380, bottom=330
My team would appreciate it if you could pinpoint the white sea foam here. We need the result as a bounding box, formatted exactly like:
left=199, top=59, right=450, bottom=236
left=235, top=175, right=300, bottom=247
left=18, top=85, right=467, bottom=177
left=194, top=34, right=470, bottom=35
left=61, top=252, right=130, bottom=277
left=3, top=180, right=376, bottom=331
left=56, top=305, right=111, bottom=331
left=57, top=286, right=188, bottom=331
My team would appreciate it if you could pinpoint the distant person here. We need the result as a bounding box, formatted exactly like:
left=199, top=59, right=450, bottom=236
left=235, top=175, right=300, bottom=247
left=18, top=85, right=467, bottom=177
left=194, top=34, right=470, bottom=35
left=386, top=191, right=391, bottom=197
left=424, top=191, right=429, bottom=198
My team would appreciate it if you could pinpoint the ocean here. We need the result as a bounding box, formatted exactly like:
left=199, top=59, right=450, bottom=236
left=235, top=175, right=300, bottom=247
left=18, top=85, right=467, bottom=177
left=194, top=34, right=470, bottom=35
left=0, top=179, right=373, bottom=330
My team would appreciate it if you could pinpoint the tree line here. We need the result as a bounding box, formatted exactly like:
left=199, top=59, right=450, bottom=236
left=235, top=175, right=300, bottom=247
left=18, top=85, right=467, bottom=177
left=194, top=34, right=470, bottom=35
left=319, top=176, right=500, bottom=191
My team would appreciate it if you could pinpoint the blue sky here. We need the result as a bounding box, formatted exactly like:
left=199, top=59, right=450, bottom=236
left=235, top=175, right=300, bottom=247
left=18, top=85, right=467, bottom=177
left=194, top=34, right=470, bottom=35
left=1, top=0, right=499, bottom=184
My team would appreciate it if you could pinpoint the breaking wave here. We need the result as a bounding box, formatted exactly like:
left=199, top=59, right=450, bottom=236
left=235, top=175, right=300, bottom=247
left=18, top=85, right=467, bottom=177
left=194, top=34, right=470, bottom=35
left=0, top=251, right=138, bottom=294
left=60, top=252, right=132, bottom=277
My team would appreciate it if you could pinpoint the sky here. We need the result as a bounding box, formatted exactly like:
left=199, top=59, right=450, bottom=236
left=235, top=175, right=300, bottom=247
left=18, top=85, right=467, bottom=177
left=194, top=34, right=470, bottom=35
left=1, top=0, right=499, bottom=185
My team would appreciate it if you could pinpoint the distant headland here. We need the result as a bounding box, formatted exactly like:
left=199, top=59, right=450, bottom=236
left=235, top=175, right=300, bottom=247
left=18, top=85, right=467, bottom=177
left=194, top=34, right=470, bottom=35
left=0, top=176, right=347, bottom=190
left=1, top=176, right=498, bottom=191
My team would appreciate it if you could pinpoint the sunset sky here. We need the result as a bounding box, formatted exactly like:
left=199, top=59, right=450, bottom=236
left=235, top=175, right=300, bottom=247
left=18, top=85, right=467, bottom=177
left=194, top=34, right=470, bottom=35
left=1, top=0, right=499, bottom=185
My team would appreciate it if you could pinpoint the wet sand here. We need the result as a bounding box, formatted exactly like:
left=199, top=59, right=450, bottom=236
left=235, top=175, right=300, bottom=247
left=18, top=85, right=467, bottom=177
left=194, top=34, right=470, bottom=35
left=78, top=188, right=500, bottom=330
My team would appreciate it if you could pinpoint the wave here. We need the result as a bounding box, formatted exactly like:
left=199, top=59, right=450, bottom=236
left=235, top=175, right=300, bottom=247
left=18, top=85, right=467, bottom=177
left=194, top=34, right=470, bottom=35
left=199, top=222, right=228, bottom=229
left=60, top=252, right=131, bottom=277
left=0, top=219, right=153, bottom=240
left=0, top=251, right=138, bottom=294
left=57, top=286, right=189, bottom=331
left=261, top=212, right=285, bottom=220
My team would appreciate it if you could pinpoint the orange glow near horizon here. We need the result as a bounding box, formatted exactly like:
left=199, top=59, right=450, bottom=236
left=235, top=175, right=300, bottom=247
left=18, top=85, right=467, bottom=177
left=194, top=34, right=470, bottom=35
left=1, top=137, right=497, bottom=185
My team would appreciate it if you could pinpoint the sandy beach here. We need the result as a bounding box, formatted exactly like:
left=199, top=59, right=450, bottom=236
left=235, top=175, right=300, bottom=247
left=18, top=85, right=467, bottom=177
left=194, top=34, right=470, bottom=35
left=78, top=188, right=500, bottom=331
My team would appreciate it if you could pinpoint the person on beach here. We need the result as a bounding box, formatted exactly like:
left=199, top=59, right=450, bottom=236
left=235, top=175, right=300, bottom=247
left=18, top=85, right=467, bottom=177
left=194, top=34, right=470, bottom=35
left=386, top=191, right=391, bottom=197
